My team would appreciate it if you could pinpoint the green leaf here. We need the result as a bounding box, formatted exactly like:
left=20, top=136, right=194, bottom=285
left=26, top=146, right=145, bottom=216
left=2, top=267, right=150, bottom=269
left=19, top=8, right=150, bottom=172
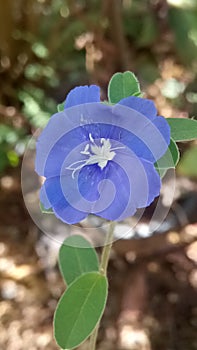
left=133, top=91, right=143, bottom=97
left=178, top=145, right=197, bottom=178
left=54, top=272, right=108, bottom=349
left=57, top=102, right=65, bottom=112
left=155, top=138, right=180, bottom=177
left=40, top=202, right=53, bottom=214
left=167, top=118, right=197, bottom=141
left=168, top=8, right=197, bottom=64
left=59, top=235, right=99, bottom=285
left=108, top=71, right=141, bottom=104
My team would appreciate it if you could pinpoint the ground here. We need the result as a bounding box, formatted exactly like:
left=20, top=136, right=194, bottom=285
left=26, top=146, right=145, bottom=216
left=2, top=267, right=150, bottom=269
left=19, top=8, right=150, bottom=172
left=0, top=167, right=197, bottom=350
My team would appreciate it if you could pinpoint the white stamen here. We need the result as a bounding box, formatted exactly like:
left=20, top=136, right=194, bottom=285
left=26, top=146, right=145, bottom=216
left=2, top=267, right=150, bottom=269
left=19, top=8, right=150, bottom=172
left=80, top=144, right=90, bottom=155
left=89, top=133, right=95, bottom=143
left=111, top=146, right=125, bottom=151
left=66, top=136, right=125, bottom=178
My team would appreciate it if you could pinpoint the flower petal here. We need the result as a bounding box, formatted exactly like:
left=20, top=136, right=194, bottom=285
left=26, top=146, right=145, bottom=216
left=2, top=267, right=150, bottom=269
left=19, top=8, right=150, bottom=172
left=118, top=96, right=157, bottom=120
left=95, top=151, right=161, bottom=221
left=113, top=104, right=170, bottom=161
left=71, top=148, right=161, bottom=221
left=36, top=103, right=170, bottom=178
left=78, top=164, right=104, bottom=202
left=152, top=116, right=171, bottom=157
left=64, top=85, right=100, bottom=109
left=38, top=127, right=87, bottom=178
left=93, top=161, right=136, bottom=221
left=43, top=177, right=87, bottom=224
left=138, top=158, right=161, bottom=206
left=69, top=161, right=134, bottom=220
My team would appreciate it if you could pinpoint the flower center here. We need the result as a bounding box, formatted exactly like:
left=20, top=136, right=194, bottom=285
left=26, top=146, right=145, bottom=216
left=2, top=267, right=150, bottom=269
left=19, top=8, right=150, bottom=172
left=66, top=133, right=124, bottom=178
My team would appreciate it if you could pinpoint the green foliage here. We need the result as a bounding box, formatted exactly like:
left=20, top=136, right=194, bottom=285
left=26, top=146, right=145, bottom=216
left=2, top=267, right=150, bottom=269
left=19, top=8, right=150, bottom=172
left=155, top=117, right=197, bottom=177
left=178, top=145, right=197, bottom=177
left=57, top=102, right=65, bottom=112
left=24, top=63, right=59, bottom=87
left=1, top=0, right=197, bottom=176
left=155, top=138, right=180, bottom=177
left=31, top=42, right=49, bottom=59
left=59, top=235, right=99, bottom=285
left=18, top=87, right=56, bottom=128
left=137, top=15, right=158, bottom=48
left=54, top=272, right=108, bottom=349
left=0, top=125, right=23, bottom=144
left=39, top=202, right=53, bottom=214
left=167, top=118, right=197, bottom=141
left=0, top=0, right=93, bottom=172
left=168, top=7, right=197, bottom=64
left=108, top=71, right=141, bottom=104
left=0, top=125, right=25, bottom=172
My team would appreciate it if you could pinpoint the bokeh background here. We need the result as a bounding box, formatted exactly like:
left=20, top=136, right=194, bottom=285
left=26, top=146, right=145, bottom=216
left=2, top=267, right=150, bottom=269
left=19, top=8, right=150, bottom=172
left=0, top=1, right=197, bottom=349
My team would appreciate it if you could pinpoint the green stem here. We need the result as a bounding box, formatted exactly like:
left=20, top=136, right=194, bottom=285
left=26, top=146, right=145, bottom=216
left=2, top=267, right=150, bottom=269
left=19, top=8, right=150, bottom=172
left=89, top=221, right=116, bottom=350
left=99, top=221, right=116, bottom=275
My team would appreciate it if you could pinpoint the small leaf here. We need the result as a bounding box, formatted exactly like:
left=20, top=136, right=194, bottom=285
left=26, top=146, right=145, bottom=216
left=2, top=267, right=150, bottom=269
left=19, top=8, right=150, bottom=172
left=167, top=118, right=197, bottom=141
left=59, top=235, right=99, bottom=285
left=108, top=71, right=141, bottom=104
left=54, top=272, right=108, bottom=349
left=40, top=202, right=53, bottom=214
left=155, top=138, right=180, bottom=177
left=57, top=102, right=65, bottom=112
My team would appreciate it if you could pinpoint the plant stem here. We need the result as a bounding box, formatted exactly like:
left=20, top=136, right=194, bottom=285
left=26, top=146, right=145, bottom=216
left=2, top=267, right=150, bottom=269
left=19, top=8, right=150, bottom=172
left=89, top=221, right=116, bottom=350
left=99, top=221, right=116, bottom=275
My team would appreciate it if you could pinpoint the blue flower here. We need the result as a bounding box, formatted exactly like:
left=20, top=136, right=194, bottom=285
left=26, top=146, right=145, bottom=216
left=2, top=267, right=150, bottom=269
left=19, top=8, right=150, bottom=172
left=35, top=85, right=170, bottom=224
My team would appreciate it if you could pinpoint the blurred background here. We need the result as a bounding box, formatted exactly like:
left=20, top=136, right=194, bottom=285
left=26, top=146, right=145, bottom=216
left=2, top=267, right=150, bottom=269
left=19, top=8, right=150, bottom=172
left=0, top=0, right=197, bottom=349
